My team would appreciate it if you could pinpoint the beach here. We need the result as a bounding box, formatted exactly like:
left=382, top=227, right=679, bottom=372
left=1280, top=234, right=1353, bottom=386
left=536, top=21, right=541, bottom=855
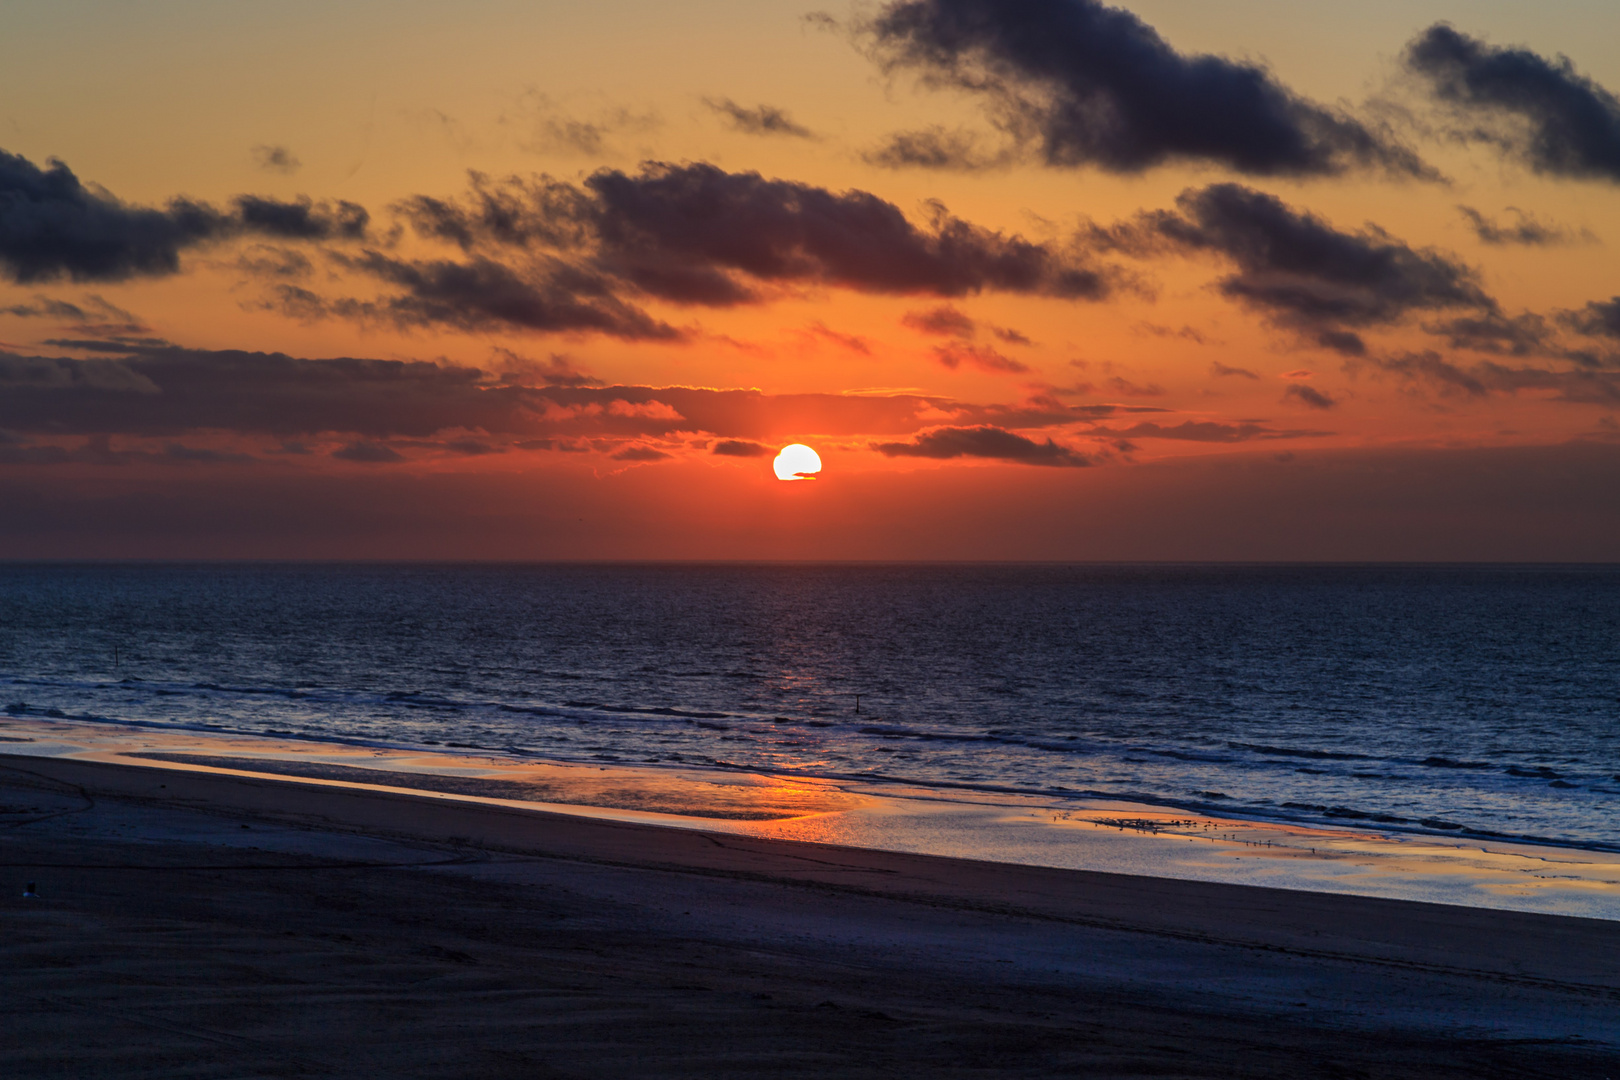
left=5, top=751, right=1618, bottom=1078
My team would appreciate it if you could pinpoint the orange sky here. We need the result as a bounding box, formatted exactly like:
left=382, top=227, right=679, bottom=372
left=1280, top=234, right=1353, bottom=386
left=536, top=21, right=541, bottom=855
left=2, top=0, right=1620, bottom=559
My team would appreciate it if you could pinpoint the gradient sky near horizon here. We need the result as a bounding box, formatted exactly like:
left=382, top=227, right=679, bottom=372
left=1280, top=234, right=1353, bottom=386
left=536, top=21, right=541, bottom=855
left=4, top=0, right=1620, bottom=559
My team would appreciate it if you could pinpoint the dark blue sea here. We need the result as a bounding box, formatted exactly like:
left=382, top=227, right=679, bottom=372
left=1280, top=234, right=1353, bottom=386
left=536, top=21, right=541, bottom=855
left=1, top=563, right=1617, bottom=850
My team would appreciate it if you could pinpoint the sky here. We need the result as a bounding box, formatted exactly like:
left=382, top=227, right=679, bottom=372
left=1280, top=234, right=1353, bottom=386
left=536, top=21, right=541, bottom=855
left=3, top=0, right=1620, bottom=559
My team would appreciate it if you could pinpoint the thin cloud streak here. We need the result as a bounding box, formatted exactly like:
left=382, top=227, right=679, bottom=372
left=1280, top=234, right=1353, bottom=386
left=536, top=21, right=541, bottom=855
left=873, top=424, right=1090, bottom=465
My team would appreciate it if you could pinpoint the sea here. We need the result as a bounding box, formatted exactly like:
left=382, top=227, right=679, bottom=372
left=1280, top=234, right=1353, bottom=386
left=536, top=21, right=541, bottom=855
left=1, top=563, right=1616, bottom=852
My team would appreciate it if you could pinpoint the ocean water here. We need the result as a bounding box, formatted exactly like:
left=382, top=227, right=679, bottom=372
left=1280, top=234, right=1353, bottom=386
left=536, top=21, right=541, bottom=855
left=1, top=563, right=1617, bottom=851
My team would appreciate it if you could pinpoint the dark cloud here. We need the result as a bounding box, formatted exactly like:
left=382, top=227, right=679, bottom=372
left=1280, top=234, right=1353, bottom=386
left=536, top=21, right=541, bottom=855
left=1562, top=297, right=1620, bottom=340
left=1099, top=184, right=1494, bottom=354
left=863, top=127, right=1011, bottom=171
left=40, top=336, right=174, bottom=354
left=1358, top=351, right=1620, bottom=405
left=530, top=383, right=1130, bottom=441
left=861, top=0, right=1428, bottom=177
left=398, top=162, right=1117, bottom=309
left=0, top=344, right=505, bottom=439
left=611, top=445, right=671, bottom=462
left=251, top=145, right=301, bottom=174
left=0, top=148, right=375, bottom=286
left=902, top=304, right=976, bottom=337
left=1103, top=420, right=1326, bottom=442
left=1419, top=307, right=1619, bottom=369
left=235, top=245, right=314, bottom=279
left=1406, top=25, right=1620, bottom=182
left=0, top=351, right=163, bottom=394
left=712, top=439, right=772, bottom=457
left=490, top=348, right=602, bottom=387
left=872, top=424, right=1089, bottom=465
left=300, top=253, right=683, bottom=341
left=0, top=434, right=253, bottom=467
left=1425, top=311, right=1553, bottom=357
left=3, top=296, right=89, bottom=320
left=332, top=442, right=404, bottom=463
left=0, top=148, right=222, bottom=283
left=1359, top=351, right=1488, bottom=399
left=232, top=195, right=368, bottom=240
left=1210, top=361, right=1259, bottom=379
left=963, top=396, right=1167, bottom=430
left=1315, top=330, right=1368, bottom=356
left=258, top=284, right=333, bottom=323
left=1, top=294, right=150, bottom=338
left=586, top=161, right=1111, bottom=301
left=1456, top=205, right=1588, bottom=246
left=704, top=99, right=816, bottom=139
left=350, top=161, right=1122, bottom=338
left=1283, top=384, right=1336, bottom=409
left=932, top=342, right=1029, bottom=374
left=0, top=341, right=1147, bottom=454
left=1473, top=363, right=1620, bottom=404
left=394, top=172, right=593, bottom=252
left=513, top=438, right=588, bottom=453
left=900, top=304, right=1030, bottom=347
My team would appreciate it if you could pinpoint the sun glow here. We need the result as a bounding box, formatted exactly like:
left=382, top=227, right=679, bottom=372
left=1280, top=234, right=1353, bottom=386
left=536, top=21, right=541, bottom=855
left=773, top=443, right=822, bottom=481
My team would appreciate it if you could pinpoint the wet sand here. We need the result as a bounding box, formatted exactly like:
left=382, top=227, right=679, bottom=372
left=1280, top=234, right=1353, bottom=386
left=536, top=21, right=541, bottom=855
left=11, top=717, right=1620, bottom=918
left=4, top=752, right=1619, bottom=1079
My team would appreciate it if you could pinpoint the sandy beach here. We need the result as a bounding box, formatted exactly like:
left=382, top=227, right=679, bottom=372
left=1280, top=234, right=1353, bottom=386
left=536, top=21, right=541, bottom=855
left=4, top=751, right=1618, bottom=1079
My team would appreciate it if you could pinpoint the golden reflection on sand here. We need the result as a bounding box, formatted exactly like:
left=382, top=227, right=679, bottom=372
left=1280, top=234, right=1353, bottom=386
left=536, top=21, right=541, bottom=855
left=1069, top=807, right=1620, bottom=900
left=731, top=791, right=1620, bottom=918
left=0, top=718, right=858, bottom=822
left=6, top=716, right=1619, bottom=918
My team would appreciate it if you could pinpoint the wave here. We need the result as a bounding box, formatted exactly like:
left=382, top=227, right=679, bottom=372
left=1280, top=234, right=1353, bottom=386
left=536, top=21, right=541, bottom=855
left=1228, top=742, right=1370, bottom=761
left=11, top=705, right=1618, bottom=855
left=6, top=658, right=1617, bottom=855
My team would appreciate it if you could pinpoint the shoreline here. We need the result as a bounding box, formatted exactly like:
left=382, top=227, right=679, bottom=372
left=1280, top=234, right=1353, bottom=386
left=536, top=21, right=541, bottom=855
left=9, top=708, right=1614, bottom=855
left=6, top=715, right=1620, bottom=920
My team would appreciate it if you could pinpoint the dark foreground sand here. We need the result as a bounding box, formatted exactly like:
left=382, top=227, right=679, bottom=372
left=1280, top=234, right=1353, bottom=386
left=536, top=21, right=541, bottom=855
left=3, top=754, right=1618, bottom=1079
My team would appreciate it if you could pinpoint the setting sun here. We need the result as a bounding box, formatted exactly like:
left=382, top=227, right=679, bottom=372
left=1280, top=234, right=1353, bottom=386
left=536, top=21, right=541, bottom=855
left=772, top=443, right=822, bottom=482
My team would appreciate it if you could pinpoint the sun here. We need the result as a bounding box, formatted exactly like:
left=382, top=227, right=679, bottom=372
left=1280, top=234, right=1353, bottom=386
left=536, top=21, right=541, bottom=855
left=772, top=443, right=822, bottom=481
